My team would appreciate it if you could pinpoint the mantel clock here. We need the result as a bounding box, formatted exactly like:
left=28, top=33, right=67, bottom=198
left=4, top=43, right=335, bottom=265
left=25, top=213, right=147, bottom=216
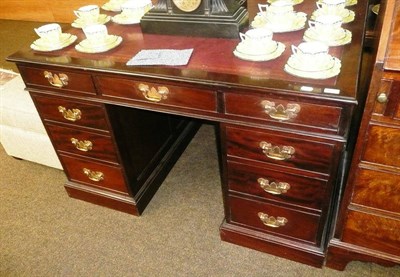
left=140, top=0, right=248, bottom=38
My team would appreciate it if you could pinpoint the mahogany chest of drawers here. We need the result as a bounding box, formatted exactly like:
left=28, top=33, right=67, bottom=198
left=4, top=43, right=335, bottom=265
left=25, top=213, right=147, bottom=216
left=8, top=0, right=371, bottom=267
left=326, top=0, right=400, bottom=269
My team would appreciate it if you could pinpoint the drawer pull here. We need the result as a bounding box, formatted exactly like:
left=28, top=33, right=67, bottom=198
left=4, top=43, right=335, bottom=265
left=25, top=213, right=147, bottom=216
left=44, top=71, right=69, bottom=88
left=58, top=106, right=82, bottom=122
left=257, top=178, right=290, bottom=195
left=377, top=92, right=388, bottom=103
left=258, top=212, right=288, bottom=228
left=71, top=138, right=93, bottom=152
left=261, top=101, right=300, bottom=121
left=82, top=168, right=104, bottom=182
left=259, top=141, right=295, bottom=161
left=138, top=83, right=169, bottom=102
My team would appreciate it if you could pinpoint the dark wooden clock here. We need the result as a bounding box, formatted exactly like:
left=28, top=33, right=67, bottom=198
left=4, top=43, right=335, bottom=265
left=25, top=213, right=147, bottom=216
left=140, top=0, right=248, bottom=38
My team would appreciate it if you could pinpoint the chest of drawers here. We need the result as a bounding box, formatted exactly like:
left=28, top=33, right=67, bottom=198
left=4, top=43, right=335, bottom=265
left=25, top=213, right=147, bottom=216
left=8, top=0, right=371, bottom=267
left=326, top=0, right=400, bottom=270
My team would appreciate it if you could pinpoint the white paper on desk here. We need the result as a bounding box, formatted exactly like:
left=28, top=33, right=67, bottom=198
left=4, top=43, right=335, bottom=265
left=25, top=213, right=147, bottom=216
left=126, top=49, right=194, bottom=66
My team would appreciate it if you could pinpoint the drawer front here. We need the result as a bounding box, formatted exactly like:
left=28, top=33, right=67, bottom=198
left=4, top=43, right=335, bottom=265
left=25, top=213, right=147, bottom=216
left=60, top=154, right=129, bottom=194
left=227, top=161, right=328, bottom=211
left=32, top=94, right=109, bottom=131
left=352, top=168, right=400, bottom=213
left=96, top=75, right=217, bottom=112
left=225, top=93, right=343, bottom=133
left=343, top=210, right=400, bottom=256
left=19, top=66, right=96, bottom=95
left=225, top=126, right=337, bottom=174
left=363, top=124, right=400, bottom=168
left=46, top=124, right=119, bottom=163
left=228, top=195, right=321, bottom=243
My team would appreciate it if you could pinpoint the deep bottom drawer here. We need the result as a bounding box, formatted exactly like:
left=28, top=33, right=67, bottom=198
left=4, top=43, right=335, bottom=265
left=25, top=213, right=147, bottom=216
left=228, top=195, right=321, bottom=244
left=60, top=154, right=129, bottom=195
left=342, top=210, right=400, bottom=256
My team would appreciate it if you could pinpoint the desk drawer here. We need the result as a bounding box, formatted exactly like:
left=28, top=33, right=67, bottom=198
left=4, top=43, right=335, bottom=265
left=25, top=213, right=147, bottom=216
left=32, top=94, right=109, bottom=131
left=228, top=195, right=321, bottom=243
left=46, top=124, right=119, bottom=163
left=225, top=125, right=336, bottom=174
left=227, top=161, right=328, bottom=211
left=19, top=66, right=96, bottom=95
left=96, top=75, right=217, bottom=112
left=60, top=154, right=129, bottom=194
left=343, top=210, right=400, bottom=256
left=224, top=93, right=343, bottom=134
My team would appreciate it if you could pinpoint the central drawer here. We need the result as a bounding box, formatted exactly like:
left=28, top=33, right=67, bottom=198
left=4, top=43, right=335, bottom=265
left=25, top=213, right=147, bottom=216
left=225, top=125, right=338, bottom=174
left=96, top=75, right=218, bottom=113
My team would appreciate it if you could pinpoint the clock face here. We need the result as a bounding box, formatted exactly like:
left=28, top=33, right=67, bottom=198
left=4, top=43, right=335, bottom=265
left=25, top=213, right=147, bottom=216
left=172, top=0, right=202, bottom=12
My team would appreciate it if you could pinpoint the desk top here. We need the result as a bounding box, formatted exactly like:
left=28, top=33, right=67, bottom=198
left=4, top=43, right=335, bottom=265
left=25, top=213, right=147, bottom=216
left=8, top=0, right=369, bottom=102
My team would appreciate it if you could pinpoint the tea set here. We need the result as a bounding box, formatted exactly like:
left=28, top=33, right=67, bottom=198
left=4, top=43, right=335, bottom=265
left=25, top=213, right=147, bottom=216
left=233, top=28, right=286, bottom=61
left=284, top=41, right=341, bottom=79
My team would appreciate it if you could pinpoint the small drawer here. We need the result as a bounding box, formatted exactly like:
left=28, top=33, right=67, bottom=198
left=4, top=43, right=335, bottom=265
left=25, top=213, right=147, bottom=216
left=31, top=94, right=109, bottom=131
left=60, top=154, right=129, bottom=194
left=224, top=93, right=343, bottom=134
left=19, top=66, right=96, bottom=95
left=227, top=161, right=328, bottom=211
left=352, top=168, right=400, bottom=214
left=228, top=195, right=321, bottom=244
left=225, top=125, right=337, bottom=174
left=96, top=75, right=217, bottom=113
left=46, top=124, right=119, bottom=163
left=363, top=124, right=400, bottom=168
left=343, top=210, right=400, bottom=256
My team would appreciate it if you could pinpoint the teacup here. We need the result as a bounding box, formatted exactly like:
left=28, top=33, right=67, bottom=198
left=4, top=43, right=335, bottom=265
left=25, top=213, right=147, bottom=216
left=239, top=28, right=276, bottom=53
left=316, top=0, right=346, bottom=14
left=34, top=23, right=62, bottom=42
left=121, top=0, right=152, bottom=18
left=291, top=42, right=331, bottom=67
left=309, top=15, right=343, bottom=38
left=259, top=1, right=296, bottom=26
left=74, top=5, right=100, bottom=24
left=83, top=24, right=108, bottom=44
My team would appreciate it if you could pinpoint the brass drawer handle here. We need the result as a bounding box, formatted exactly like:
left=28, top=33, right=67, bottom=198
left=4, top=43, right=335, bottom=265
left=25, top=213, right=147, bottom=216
left=138, top=83, right=169, bottom=102
left=71, top=138, right=93, bottom=152
left=44, top=71, right=69, bottom=88
left=261, top=100, right=300, bottom=121
left=82, top=168, right=104, bottom=182
left=257, top=178, right=290, bottom=195
left=58, top=106, right=82, bottom=122
left=259, top=141, right=295, bottom=161
left=258, top=212, right=288, bottom=228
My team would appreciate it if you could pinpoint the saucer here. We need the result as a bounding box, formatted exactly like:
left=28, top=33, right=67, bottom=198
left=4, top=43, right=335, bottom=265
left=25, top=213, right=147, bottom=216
left=284, top=56, right=341, bottom=79
left=30, top=33, right=77, bottom=51
left=268, top=0, right=303, bottom=4
left=71, top=14, right=111, bottom=28
left=311, top=8, right=355, bottom=23
left=233, top=42, right=286, bottom=62
left=111, top=13, right=141, bottom=25
left=75, top=35, right=123, bottom=53
left=101, top=1, right=122, bottom=12
left=286, top=54, right=336, bottom=72
left=303, top=28, right=352, bottom=47
left=252, top=12, right=307, bottom=33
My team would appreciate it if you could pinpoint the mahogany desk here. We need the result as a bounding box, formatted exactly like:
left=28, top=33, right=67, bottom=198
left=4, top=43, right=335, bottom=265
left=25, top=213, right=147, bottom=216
left=8, top=1, right=370, bottom=267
